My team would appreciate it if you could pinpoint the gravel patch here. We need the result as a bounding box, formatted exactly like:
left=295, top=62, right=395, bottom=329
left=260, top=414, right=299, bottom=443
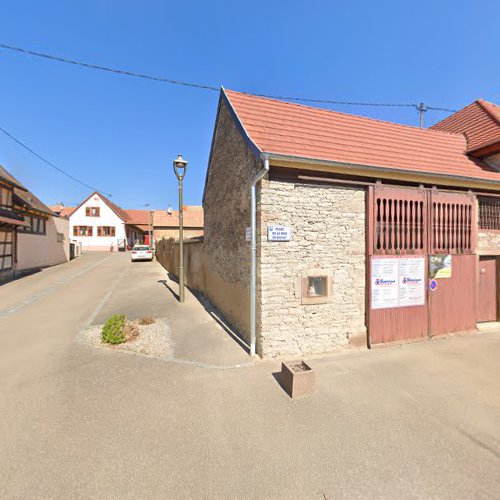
left=81, top=317, right=171, bottom=359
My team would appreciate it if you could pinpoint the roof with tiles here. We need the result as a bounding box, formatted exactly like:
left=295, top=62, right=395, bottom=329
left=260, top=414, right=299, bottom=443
left=430, top=99, right=500, bottom=154
left=48, top=205, right=75, bottom=218
left=14, top=188, right=54, bottom=216
left=223, top=89, right=500, bottom=183
left=124, top=209, right=151, bottom=226
left=154, top=206, right=204, bottom=228
left=0, top=165, right=27, bottom=191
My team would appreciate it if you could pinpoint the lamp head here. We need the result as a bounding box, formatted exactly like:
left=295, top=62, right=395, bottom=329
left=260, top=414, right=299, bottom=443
left=173, top=154, right=188, bottom=180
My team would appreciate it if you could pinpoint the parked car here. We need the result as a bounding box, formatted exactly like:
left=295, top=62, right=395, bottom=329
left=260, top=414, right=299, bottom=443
left=131, top=244, right=153, bottom=262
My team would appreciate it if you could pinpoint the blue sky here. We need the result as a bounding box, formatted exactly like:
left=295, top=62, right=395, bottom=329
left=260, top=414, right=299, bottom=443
left=0, top=0, right=499, bottom=210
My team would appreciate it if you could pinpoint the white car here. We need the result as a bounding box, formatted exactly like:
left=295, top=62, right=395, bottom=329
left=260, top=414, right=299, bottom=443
left=131, top=245, right=153, bottom=262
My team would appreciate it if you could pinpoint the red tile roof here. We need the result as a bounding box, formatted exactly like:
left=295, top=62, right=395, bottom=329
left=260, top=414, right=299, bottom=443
left=48, top=205, right=75, bottom=218
left=224, top=89, right=500, bottom=184
left=431, top=99, right=500, bottom=154
left=124, top=209, right=151, bottom=226
left=154, top=206, right=204, bottom=228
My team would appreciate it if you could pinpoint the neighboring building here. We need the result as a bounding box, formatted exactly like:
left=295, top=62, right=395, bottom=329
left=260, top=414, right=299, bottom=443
left=54, top=194, right=204, bottom=251
left=0, top=164, right=70, bottom=282
left=153, top=207, right=204, bottom=241
left=65, top=192, right=148, bottom=251
left=0, top=166, right=28, bottom=282
left=194, top=89, right=500, bottom=357
left=14, top=188, right=70, bottom=273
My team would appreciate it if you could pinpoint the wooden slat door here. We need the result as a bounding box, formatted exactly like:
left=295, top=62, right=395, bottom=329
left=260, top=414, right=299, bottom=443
left=478, top=257, right=497, bottom=322
left=428, top=190, right=477, bottom=335
left=367, top=186, right=429, bottom=345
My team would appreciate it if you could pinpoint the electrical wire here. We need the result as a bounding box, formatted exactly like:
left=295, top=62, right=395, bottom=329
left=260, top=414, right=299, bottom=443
left=0, top=124, right=112, bottom=196
left=0, top=43, right=219, bottom=92
left=0, top=42, right=457, bottom=112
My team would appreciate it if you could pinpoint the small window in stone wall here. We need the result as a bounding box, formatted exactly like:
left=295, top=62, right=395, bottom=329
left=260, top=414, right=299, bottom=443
left=301, top=275, right=331, bottom=305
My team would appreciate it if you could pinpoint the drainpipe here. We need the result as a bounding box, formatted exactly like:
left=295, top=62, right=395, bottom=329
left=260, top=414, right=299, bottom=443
left=250, top=153, right=270, bottom=356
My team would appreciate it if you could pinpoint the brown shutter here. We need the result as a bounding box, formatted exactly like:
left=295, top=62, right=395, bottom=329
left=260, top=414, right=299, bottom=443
left=73, top=226, right=78, bottom=236
left=111, top=227, right=115, bottom=237
left=88, top=226, right=93, bottom=237
left=97, top=227, right=102, bottom=237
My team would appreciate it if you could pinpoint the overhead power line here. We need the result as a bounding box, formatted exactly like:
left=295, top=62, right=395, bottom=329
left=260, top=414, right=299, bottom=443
left=0, top=42, right=457, bottom=113
left=0, top=43, right=219, bottom=92
left=0, top=125, right=112, bottom=196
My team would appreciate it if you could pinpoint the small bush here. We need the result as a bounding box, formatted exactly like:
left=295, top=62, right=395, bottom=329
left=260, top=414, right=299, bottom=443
left=101, top=314, right=126, bottom=344
left=123, top=320, right=139, bottom=342
left=139, top=315, right=156, bottom=325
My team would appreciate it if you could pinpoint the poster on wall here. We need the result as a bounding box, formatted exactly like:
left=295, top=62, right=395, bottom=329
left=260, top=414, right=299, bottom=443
left=429, top=255, right=452, bottom=279
left=371, top=258, right=399, bottom=309
left=371, top=256, right=426, bottom=310
left=399, top=257, right=426, bottom=307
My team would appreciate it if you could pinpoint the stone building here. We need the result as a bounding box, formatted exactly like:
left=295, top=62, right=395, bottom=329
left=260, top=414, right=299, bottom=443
left=198, top=90, right=500, bottom=357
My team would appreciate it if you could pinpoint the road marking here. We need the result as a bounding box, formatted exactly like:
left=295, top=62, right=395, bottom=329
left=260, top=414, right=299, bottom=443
left=0, top=255, right=112, bottom=319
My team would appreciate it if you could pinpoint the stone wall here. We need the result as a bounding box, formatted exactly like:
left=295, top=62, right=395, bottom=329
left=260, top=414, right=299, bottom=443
left=202, top=99, right=261, bottom=343
left=258, top=179, right=367, bottom=357
left=477, top=231, right=500, bottom=255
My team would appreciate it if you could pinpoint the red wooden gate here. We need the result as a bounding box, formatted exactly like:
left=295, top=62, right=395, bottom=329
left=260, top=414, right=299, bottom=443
left=367, top=186, right=477, bottom=345
left=367, top=185, right=428, bottom=345
left=428, top=190, right=476, bottom=336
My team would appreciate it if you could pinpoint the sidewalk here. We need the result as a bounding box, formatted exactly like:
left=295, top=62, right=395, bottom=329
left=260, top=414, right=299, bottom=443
left=89, top=256, right=253, bottom=368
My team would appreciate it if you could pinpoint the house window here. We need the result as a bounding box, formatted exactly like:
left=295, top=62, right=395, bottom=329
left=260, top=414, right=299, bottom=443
left=479, top=198, right=500, bottom=230
left=57, top=232, right=64, bottom=243
left=86, top=207, right=100, bottom=217
left=0, top=229, right=14, bottom=271
left=0, top=186, right=12, bottom=208
left=73, top=226, right=93, bottom=236
left=300, top=275, right=331, bottom=304
left=20, top=214, right=47, bottom=235
left=97, top=226, right=116, bottom=237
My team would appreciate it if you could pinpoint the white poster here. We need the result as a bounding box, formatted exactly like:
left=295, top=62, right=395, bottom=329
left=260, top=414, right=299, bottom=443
left=371, top=258, right=399, bottom=309
left=371, top=256, right=426, bottom=310
left=399, top=257, right=425, bottom=307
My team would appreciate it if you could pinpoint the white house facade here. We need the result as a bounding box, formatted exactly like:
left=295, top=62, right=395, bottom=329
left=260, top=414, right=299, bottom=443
left=69, top=192, right=144, bottom=252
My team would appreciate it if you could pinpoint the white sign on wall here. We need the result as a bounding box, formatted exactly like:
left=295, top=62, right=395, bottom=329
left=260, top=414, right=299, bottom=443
left=399, top=257, right=425, bottom=307
left=245, top=227, right=251, bottom=242
left=267, top=225, right=292, bottom=242
left=371, top=258, right=399, bottom=310
left=371, top=256, right=425, bottom=310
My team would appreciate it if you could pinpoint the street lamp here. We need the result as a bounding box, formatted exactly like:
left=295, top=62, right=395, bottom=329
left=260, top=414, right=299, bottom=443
left=173, top=154, right=188, bottom=302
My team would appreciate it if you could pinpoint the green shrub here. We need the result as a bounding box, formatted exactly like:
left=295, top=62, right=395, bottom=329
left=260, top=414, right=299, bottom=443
left=101, top=314, right=126, bottom=344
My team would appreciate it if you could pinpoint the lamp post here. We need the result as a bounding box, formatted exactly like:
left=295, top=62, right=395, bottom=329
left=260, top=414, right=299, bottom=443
left=173, top=154, right=188, bottom=302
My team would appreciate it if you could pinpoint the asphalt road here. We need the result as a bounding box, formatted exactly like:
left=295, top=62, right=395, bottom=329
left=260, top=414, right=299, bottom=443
left=1, top=253, right=500, bottom=499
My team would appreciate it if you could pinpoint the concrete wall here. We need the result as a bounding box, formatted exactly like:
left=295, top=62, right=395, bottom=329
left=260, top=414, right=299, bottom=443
left=70, top=194, right=126, bottom=251
left=17, top=216, right=70, bottom=271
left=258, top=180, right=367, bottom=357
left=201, top=100, right=261, bottom=343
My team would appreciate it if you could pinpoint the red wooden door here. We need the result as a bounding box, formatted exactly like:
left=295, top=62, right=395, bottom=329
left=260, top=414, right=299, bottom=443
left=367, top=186, right=429, bottom=345
left=478, top=257, right=497, bottom=322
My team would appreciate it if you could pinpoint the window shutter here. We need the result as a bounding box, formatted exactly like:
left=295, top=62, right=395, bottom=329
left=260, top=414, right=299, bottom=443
left=111, top=227, right=115, bottom=237
left=73, top=226, right=78, bottom=236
